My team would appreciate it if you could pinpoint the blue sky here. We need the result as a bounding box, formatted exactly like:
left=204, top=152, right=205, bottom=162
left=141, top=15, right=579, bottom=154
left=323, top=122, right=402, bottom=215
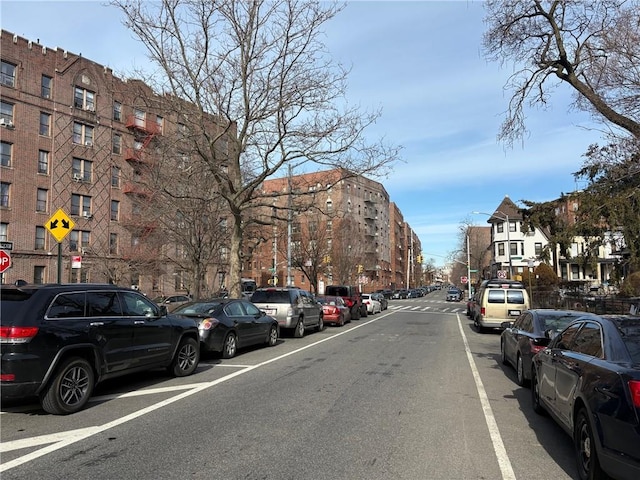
left=2, top=1, right=604, bottom=267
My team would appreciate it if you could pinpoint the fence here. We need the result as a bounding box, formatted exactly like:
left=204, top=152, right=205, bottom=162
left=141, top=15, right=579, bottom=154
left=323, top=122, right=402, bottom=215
left=531, top=288, right=640, bottom=315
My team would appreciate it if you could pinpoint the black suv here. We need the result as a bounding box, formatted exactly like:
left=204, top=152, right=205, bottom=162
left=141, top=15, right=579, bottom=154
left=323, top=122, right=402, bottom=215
left=0, top=283, right=200, bottom=414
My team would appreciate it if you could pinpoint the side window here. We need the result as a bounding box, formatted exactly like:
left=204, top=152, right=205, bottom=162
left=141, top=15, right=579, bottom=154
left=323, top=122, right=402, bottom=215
left=86, top=291, right=123, bottom=316
left=506, top=290, right=525, bottom=304
left=487, top=290, right=505, bottom=304
left=120, top=291, right=157, bottom=316
left=571, top=322, right=603, bottom=358
left=224, top=301, right=244, bottom=317
left=554, top=324, right=581, bottom=350
left=47, top=292, right=85, bottom=318
left=243, top=301, right=260, bottom=316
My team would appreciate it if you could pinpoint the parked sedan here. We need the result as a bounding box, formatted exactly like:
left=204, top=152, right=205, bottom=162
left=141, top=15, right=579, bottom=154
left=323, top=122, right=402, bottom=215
left=446, top=288, right=462, bottom=301
left=371, top=292, right=388, bottom=310
left=531, top=315, right=640, bottom=480
left=173, top=299, right=279, bottom=358
left=500, top=309, right=596, bottom=386
left=317, top=295, right=351, bottom=326
left=361, top=294, right=382, bottom=314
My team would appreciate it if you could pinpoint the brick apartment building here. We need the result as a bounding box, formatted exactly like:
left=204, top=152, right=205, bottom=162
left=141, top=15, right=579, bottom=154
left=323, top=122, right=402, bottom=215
left=0, top=30, right=235, bottom=295
left=243, top=169, right=423, bottom=293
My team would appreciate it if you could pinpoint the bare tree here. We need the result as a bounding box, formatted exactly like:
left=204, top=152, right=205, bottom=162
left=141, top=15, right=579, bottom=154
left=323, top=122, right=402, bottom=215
left=483, top=0, right=640, bottom=145
left=113, top=0, right=400, bottom=298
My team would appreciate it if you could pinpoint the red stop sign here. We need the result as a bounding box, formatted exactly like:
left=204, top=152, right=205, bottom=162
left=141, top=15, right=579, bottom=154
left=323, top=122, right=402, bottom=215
left=0, top=250, right=11, bottom=274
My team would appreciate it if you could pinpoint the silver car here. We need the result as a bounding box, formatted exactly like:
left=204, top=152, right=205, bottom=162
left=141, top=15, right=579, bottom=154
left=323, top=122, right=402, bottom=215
left=250, top=287, right=323, bottom=338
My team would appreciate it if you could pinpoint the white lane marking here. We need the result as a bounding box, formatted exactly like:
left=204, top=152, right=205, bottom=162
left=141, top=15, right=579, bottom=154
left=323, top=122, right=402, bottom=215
left=456, top=314, right=516, bottom=480
left=0, top=312, right=390, bottom=472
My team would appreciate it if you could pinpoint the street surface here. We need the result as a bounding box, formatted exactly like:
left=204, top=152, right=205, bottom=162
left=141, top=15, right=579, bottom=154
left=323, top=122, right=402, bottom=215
left=1, top=291, right=580, bottom=480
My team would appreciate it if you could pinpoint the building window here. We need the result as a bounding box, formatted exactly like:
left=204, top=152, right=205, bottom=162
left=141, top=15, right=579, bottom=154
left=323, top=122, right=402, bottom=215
left=134, top=109, right=145, bottom=127
left=509, top=221, right=517, bottom=233
left=0, top=182, right=9, bottom=207
left=327, top=220, right=332, bottom=232
left=71, top=194, right=92, bottom=216
left=112, top=133, right=122, bottom=154
left=535, top=243, right=543, bottom=256
left=0, top=222, right=8, bottom=241
left=109, top=233, right=118, bottom=254
left=74, top=86, right=95, bottom=111
left=497, top=222, right=504, bottom=233
left=38, top=150, right=49, bottom=174
left=72, top=157, right=93, bottom=182
left=510, top=242, right=518, bottom=256
left=36, top=188, right=48, bottom=212
left=110, top=200, right=119, bottom=221
left=174, top=271, right=187, bottom=290
left=34, top=266, right=46, bottom=284
left=156, top=115, right=164, bottom=133
left=113, top=101, right=122, bottom=121
left=1, top=101, right=14, bottom=125
left=69, top=230, right=90, bottom=252
left=111, top=166, right=121, bottom=188
left=1, top=141, right=12, bottom=167
left=72, top=122, right=94, bottom=146
left=1, top=61, right=16, bottom=87
left=497, top=242, right=505, bottom=256
left=326, top=200, right=333, bottom=213
left=41, top=75, right=52, bottom=98
left=40, top=112, right=51, bottom=136
left=35, top=226, right=46, bottom=250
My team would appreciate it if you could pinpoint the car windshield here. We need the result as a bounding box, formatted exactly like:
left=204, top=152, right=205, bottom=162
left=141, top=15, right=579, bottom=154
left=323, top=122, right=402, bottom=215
left=173, top=301, right=222, bottom=315
left=317, top=296, right=336, bottom=305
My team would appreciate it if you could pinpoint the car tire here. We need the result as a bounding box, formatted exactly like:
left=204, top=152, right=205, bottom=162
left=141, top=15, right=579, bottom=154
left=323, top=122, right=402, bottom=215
left=500, top=341, right=508, bottom=365
left=317, top=316, right=324, bottom=332
left=351, top=306, right=361, bottom=320
left=41, top=357, right=95, bottom=415
left=575, top=408, right=606, bottom=480
left=531, top=369, right=545, bottom=415
left=294, top=318, right=305, bottom=338
left=171, top=337, right=200, bottom=375
left=266, top=325, right=278, bottom=346
left=361, top=306, right=368, bottom=318
left=338, top=314, right=344, bottom=327
left=474, top=318, right=484, bottom=333
left=222, top=332, right=238, bottom=359
left=516, top=354, right=528, bottom=387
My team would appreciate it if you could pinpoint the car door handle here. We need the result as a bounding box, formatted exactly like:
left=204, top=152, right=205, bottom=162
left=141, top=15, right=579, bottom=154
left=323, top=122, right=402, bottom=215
left=134, top=320, right=146, bottom=325
left=89, top=322, right=104, bottom=327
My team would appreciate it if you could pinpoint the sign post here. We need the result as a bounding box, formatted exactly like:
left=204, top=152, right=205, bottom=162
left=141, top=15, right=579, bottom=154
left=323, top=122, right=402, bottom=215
left=45, top=209, right=75, bottom=283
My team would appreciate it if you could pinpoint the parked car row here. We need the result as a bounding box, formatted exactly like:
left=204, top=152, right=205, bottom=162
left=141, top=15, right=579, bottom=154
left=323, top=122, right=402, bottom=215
left=496, top=307, right=640, bottom=480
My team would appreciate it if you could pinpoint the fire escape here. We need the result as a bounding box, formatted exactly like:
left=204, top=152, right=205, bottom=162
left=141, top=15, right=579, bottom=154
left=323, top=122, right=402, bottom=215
left=123, top=113, right=159, bottom=196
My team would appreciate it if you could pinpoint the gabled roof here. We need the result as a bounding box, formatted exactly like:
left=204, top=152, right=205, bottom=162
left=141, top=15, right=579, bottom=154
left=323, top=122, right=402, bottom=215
left=490, top=196, right=520, bottom=221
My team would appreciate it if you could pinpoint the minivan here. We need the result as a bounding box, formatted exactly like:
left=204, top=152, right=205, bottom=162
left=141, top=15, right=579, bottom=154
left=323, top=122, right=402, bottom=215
left=471, top=279, right=529, bottom=333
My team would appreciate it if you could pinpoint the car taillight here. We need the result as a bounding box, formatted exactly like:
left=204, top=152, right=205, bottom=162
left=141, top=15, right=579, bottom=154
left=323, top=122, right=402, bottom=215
left=530, top=340, right=545, bottom=355
left=198, top=318, right=219, bottom=330
left=481, top=307, right=486, bottom=316
left=629, top=380, right=640, bottom=408
left=0, top=326, right=39, bottom=344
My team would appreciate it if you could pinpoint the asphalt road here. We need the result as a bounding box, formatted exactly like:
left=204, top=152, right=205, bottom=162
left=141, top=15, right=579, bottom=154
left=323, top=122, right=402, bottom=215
left=1, top=292, right=580, bottom=480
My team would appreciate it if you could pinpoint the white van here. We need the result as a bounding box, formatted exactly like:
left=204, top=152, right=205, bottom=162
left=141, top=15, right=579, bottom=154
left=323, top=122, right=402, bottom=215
left=471, top=279, right=529, bottom=333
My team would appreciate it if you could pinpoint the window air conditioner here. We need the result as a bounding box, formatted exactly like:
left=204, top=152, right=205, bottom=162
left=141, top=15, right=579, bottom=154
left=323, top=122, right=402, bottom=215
left=86, top=105, right=95, bottom=112
left=85, top=141, right=93, bottom=146
left=82, top=211, right=93, bottom=219
left=0, top=118, right=12, bottom=128
left=73, top=173, right=83, bottom=181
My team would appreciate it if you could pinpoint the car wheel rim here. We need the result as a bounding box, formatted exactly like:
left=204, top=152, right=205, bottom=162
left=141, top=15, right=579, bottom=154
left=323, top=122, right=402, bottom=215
left=226, top=336, right=237, bottom=356
left=179, top=343, right=198, bottom=370
left=269, top=327, right=277, bottom=345
left=517, top=357, right=524, bottom=383
left=578, top=420, right=591, bottom=474
left=60, top=366, right=90, bottom=407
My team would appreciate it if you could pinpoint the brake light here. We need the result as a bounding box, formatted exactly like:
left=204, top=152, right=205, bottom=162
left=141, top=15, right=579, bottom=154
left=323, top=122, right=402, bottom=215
left=530, top=340, right=545, bottom=355
left=629, top=380, right=640, bottom=408
left=0, top=374, right=16, bottom=381
left=0, top=326, right=39, bottom=344
left=198, top=318, right=219, bottom=330
left=481, top=307, right=486, bottom=316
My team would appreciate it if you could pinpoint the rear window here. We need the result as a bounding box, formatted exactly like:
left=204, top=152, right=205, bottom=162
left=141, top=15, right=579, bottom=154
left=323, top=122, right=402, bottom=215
left=0, top=289, right=39, bottom=324
left=487, top=290, right=505, bottom=304
left=250, top=290, right=291, bottom=303
left=326, top=286, right=349, bottom=297
left=506, top=290, right=525, bottom=304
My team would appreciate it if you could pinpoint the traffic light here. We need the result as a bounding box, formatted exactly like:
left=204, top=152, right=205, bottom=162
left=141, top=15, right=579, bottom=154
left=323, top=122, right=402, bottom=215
left=357, top=264, right=364, bottom=273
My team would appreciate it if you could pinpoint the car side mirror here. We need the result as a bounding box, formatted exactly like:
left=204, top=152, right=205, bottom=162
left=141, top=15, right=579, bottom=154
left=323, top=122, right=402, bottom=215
left=501, top=321, right=513, bottom=329
left=159, top=305, right=168, bottom=316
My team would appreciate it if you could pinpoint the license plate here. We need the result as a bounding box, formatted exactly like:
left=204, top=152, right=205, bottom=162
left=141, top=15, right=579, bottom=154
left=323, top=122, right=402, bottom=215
left=265, top=309, right=276, bottom=316
left=509, top=310, right=521, bottom=316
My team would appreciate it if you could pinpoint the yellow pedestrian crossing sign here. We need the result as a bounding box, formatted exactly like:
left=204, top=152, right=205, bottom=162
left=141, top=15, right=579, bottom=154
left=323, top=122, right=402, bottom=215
left=45, top=208, right=75, bottom=243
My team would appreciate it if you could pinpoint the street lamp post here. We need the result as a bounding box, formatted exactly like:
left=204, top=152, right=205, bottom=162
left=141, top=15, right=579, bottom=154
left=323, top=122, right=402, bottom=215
left=472, top=210, right=513, bottom=279
left=466, top=233, right=472, bottom=300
